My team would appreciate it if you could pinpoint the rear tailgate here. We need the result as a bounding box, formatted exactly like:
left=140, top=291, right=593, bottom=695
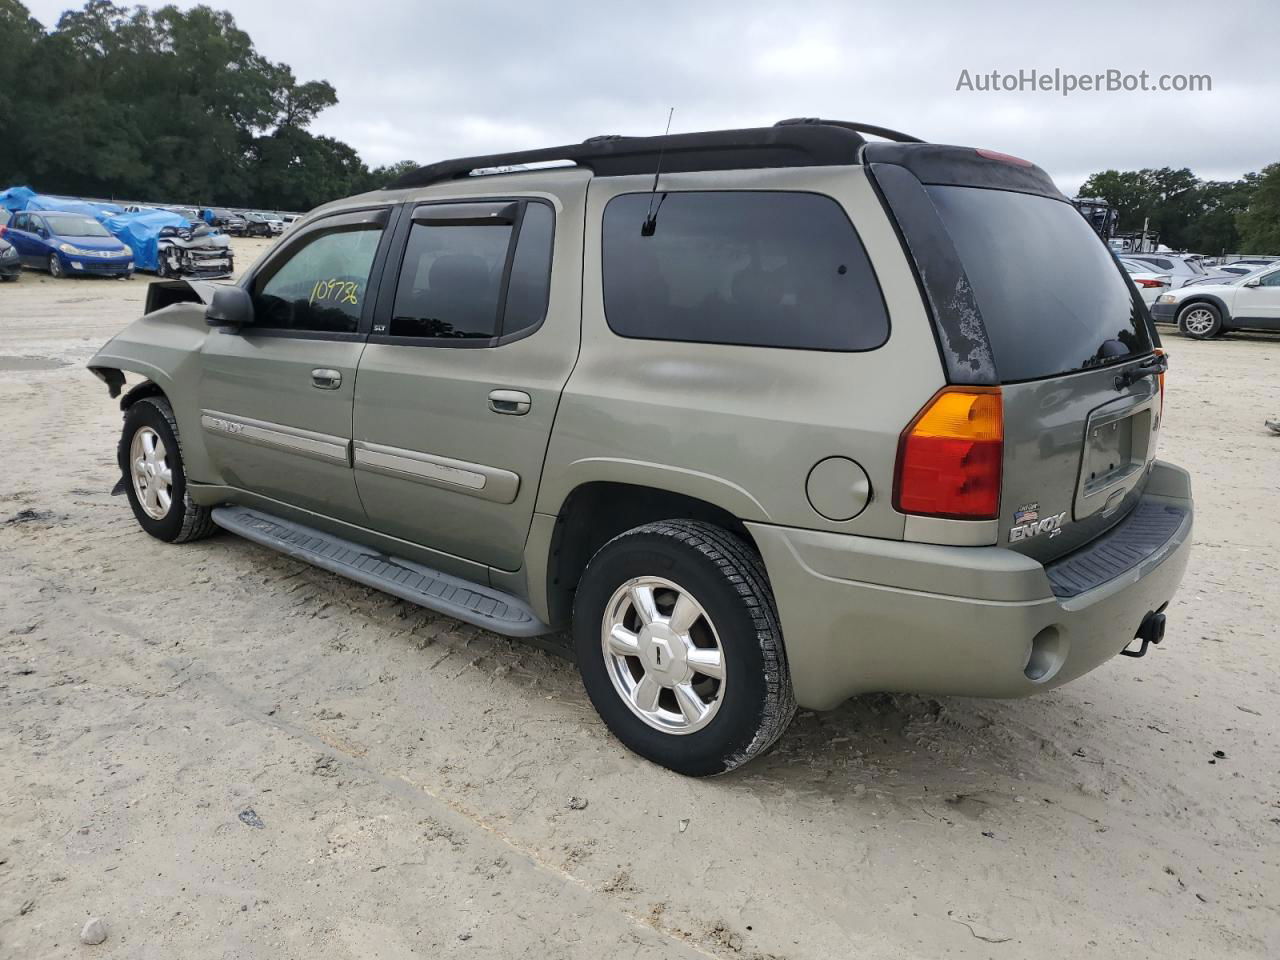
left=868, top=145, right=1161, bottom=563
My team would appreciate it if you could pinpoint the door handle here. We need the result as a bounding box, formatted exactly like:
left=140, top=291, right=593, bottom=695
left=311, top=368, right=342, bottom=390
left=488, top=389, right=531, bottom=416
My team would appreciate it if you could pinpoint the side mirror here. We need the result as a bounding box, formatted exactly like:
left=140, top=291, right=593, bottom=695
left=1243, top=277, right=1261, bottom=288
left=206, top=285, right=255, bottom=328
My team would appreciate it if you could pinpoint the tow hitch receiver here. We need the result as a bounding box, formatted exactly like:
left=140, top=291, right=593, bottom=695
left=1121, top=610, right=1167, bottom=658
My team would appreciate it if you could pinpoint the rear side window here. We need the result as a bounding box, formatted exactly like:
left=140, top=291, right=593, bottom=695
left=389, top=199, right=554, bottom=341
left=602, top=191, right=888, bottom=351
left=927, top=186, right=1152, bottom=382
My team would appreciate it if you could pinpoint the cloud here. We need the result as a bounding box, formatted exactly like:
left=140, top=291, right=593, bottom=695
left=23, top=0, right=1280, bottom=193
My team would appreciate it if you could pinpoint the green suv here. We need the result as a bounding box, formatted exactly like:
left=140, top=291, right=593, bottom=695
left=89, top=120, right=1194, bottom=776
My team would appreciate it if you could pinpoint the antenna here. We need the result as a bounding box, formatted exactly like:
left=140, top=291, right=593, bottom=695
left=640, top=107, right=674, bottom=237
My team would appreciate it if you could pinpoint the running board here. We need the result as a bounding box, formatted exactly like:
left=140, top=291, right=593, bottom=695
left=211, top=506, right=551, bottom=637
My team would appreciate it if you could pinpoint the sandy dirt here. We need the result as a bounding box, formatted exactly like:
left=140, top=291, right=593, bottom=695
left=1, top=240, right=1277, bottom=959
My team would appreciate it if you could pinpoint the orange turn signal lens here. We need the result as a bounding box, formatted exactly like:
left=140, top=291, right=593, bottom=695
left=893, top=387, right=1004, bottom=521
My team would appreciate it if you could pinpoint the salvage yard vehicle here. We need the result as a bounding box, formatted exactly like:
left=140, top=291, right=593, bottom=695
left=88, top=120, right=1194, bottom=776
left=242, top=212, right=281, bottom=237
left=0, top=236, right=19, bottom=280
left=202, top=208, right=247, bottom=235
left=155, top=221, right=234, bottom=279
left=1119, top=258, right=1171, bottom=305
left=1151, top=264, right=1280, bottom=338
left=3, top=210, right=133, bottom=278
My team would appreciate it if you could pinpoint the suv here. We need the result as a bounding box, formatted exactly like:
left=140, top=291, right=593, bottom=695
left=1150, top=265, right=1280, bottom=338
left=87, top=120, right=1193, bottom=776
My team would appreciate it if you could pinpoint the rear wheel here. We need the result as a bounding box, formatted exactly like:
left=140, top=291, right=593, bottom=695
left=1177, top=302, right=1222, bottom=339
left=572, top=520, right=795, bottom=776
left=118, top=396, right=217, bottom=543
left=48, top=253, right=64, bottom=278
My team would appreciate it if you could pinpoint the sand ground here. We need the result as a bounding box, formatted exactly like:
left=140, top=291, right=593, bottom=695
left=1, top=239, right=1277, bottom=958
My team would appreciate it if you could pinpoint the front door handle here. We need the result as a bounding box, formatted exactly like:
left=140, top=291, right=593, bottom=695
left=311, top=368, right=342, bottom=390
left=488, top=389, right=531, bottom=416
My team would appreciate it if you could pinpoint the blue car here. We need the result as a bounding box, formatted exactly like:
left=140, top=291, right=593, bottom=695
left=2, top=210, right=134, bottom=278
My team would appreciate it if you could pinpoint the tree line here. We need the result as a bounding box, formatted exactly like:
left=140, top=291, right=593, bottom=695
left=1078, top=163, right=1280, bottom=255
left=0, top=0, right=417, bottom=211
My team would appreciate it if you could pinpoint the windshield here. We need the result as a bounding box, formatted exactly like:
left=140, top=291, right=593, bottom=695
left=44, top=215, right=111, bottom=238
left=928, top=186, right=1152, bottom=382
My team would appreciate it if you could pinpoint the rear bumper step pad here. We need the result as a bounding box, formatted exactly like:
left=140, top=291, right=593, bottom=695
left=1045, top=499, right=1190, bottom=599
left=211, top=506, right=552, bottom=637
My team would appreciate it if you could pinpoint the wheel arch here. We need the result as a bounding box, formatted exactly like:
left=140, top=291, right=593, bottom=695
left=1177, top=293, right=1231, bottom=327
left=537, top=480, right=760, bottom=629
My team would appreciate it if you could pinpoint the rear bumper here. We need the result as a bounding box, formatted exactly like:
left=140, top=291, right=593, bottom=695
left=748, top=460, right=1194, bottom=710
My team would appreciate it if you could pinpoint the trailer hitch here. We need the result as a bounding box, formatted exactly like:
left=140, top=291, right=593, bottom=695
left=1121, top=609, right=1167, bottom=658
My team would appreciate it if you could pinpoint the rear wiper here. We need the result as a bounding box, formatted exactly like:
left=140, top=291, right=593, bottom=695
left=1114, top=353, right=1168, bottom=391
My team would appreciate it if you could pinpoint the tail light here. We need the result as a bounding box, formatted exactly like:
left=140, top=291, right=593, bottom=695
left=894, top=387, right=1003, bottom=520
left=1134, top=278, right=1165, bottom=288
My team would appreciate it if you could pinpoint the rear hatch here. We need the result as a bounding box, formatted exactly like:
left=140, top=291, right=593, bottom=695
left=868, top=146, right=1162, bottom=563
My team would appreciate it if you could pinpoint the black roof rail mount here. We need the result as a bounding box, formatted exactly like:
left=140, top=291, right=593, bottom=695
left=385, top=121, right=882, bottom=191
left=774, top=117, right=924, bottom=144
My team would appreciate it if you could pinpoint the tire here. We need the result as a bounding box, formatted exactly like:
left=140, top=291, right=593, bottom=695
left=1177, top=301, right=1222, bottom=339
left=48, top=253, right=65, bottom=278
left=117, top=395, right=217, bottom=543
left=572, top=520, right=795, bottom=776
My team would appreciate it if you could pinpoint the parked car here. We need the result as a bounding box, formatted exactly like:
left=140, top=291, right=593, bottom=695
left=87, top=120, right=1192, bottom=776
left=1124, top=253, right=1206, bottom=288
left=1118, top=258, right=1171, bottom=305
left=1151, top=265, right=1280, bottom=338
left=203, top=208, right=247, bottom=235
left=0, top=236, right=20, bottom=280
left=242, top=212, right=281, bottom=237
left=2, top=210, right=133, bottom=278
left=166, top=206, right=202, bottom=223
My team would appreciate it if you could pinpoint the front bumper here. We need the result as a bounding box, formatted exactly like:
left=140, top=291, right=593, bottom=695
left=748, top=460, right=1194, bottom=710
left=1150, top=301, right=1178, bottom=324
left=0, top=255, right=19, bottom=277
left=67, top=254, right=133, bottom=276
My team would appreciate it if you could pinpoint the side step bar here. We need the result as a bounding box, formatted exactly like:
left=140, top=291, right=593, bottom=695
left=211, top=506, right=552, bottom=637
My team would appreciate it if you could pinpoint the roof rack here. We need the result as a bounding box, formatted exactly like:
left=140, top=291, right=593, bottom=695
left=386, top=119, right=922, bottom=191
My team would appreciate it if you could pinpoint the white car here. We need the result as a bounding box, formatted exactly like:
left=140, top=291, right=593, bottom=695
left=1119, top=259, right=1172, bottom=305
left=1149, top=265, right=1280, bottom=339
left=1124, top=253, right=1207, bottom=288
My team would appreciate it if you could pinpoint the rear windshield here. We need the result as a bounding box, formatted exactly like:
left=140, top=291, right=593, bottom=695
left=928, top=186, right=1151, bottom=382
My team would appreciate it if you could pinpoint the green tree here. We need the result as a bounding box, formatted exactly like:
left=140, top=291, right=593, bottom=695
left=1236, top=164, right=1280, bottom=254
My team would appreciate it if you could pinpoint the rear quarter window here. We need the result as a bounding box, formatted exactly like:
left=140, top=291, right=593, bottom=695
left=601, top=191, right=888, bottom=351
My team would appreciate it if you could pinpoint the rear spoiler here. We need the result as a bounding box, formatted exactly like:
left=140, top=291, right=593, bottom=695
left=862, top=142, right=1067, bottom=201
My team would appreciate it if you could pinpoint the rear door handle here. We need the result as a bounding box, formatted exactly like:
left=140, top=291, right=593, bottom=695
left=311, top=368, right=342, bottom=390
left=488, top=389, right=531, bottom=416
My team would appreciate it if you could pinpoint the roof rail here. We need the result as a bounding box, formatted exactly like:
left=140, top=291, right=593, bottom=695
left=774, top=117, right=924, bottom=143
left=385, top=122, right=870, bottom=190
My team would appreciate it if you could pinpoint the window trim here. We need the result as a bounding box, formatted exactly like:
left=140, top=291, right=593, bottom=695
left=369, top=197, right=556, bottom=350
left=599, top=188, right=891, bottom=353
left=239, top=205, right=398, bottom=342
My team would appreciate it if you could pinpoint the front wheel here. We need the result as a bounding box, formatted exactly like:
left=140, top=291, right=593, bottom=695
left=1177, top=302, right=1222, bottom=339
left=48, top=253, right=65, bottom=278
left=118, top=395, right=217, bottom=543
left=572, top=520, right=795, bottom=776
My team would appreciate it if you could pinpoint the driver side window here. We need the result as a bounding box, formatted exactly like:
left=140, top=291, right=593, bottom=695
left=251, top=225, right=384, bottom=334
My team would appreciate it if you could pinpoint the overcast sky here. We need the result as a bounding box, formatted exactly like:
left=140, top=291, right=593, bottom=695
left=24, top=0, right=1280, bottom=195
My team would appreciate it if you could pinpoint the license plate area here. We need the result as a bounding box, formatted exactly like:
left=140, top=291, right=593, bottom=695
left=1075, top=394, right=1156, bottom=520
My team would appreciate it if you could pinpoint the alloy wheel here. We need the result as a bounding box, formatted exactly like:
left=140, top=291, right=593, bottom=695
left=130, top=426, right=174, bottom=519
left=600, top=576, right=726, bottom=734
left=1182, top=307, right=1216, bottom=336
